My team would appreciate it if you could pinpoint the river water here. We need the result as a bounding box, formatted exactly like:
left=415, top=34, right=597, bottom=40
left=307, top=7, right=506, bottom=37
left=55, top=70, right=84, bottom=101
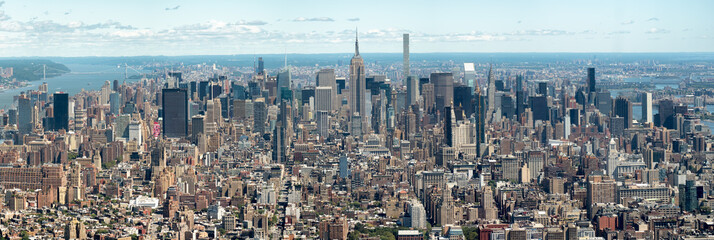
left=0, top=64, right=133, bottom=110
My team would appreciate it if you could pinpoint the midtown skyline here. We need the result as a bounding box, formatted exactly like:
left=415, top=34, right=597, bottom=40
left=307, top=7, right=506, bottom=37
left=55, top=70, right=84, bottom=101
left=0, top=0, right=712, bottom=56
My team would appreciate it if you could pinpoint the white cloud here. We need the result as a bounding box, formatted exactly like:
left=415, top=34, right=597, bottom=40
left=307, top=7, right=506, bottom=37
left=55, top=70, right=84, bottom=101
left=621, top=20, right=634, bottom=25
left=506, top=29, right=572, bottom=36
left=293, top=17, right=334, bottom=22
left=647, top=17, right=659, bottom=22
left=165, top=5, right=180, bottom=11
left=347, top=18, right=360, bottom=22
left=645, top=28, right=669, bottom=34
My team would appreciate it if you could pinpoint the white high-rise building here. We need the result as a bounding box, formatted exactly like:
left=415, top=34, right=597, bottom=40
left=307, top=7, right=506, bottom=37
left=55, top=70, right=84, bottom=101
left=316, top=110, right=329, bottom=139
left=316, top=69, right=337, bottom=111
left=409, top=201, right=426, bottom=229
left=315, top=86, right=333, bottom=111
left=464, top=63, right=476, bottom=88
left=641, top=92, right=653, bottom=124
left=100, top=80, right=111, bottom=105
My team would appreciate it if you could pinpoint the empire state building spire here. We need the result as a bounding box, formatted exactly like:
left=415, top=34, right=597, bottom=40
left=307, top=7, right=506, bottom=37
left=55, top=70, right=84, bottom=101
left=355, top=28, right=360, bottom=56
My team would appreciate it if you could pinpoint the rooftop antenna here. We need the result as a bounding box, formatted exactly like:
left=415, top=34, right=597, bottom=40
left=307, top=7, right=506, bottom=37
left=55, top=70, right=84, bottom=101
left=355, top=27, right=360, bottom=56
left=43, top=64, right=46, bottom=81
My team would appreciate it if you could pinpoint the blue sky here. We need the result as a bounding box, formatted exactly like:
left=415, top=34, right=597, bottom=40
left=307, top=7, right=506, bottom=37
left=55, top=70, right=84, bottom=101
left=0, top=0, right=711, bottom=56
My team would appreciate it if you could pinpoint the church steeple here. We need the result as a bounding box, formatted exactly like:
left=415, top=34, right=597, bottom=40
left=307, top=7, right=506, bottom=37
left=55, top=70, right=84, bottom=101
left=355, top=27, right=360, bottom=56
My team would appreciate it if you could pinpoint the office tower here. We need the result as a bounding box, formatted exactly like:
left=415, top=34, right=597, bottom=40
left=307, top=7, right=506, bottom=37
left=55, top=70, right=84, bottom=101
left=162, top=88, right=188, bottom=138
left=335, top=78, right=346, bottom=95
left=315, top=86, right=332, bottom=112
left=444, top=106, right=454, bottom=147
left=464, top=63, right=476, bottom=88
left=432, top=72, right=454, bottom=114
left=253, top=98, right=266, bottom=134
left=586, top=176, right=616, bottom=207
left=474, top=89, right=486, bottom=155
left=659, top=99, right=674, bottom=128
left=406, top=76, right=419, bottom=108
left=18, top=95, right=32, bottom=135
left=422, top=83, right=435, bottom=113
left=487, top=65, right=496, bottom=123
left=301, top=87, right=316, bottom=107
left=614, top=97, right=633, bottom=129
left=109, top=92, right=121, bottom=115
left=197, top=81, right=209, bottom=100
left=516, top=91, right=526, bottom=120
left=502, top=156, right=521, bottom=182
left=453, top=85, right=473, bottom=119
left=191, top=115, right=204, bottom=142
left=220, top=95, right=230, bottom=119
left=339, top=156, right=349, bottom=179
left=501, top=94, right=515, bottom=120
left=406, top=201, right=427, bottom=229
left=610, top=117, right=625, bottom=136
left=232, top=83, right=246, bottom=100
left=317, top=110, right=329, bottom=139
left=316, top=68, right=337, bottom=110
left=679, top=180, right=698, bottom=212
left=53, top=92, right=69, bottom=131
left=403, top=33, right=410, bottom=80
left=480, top=186, right=496, bottom=220
left=538, top=82, right=548, bottom=96
left=596, top=91, right=612, bottom=115
left=101, top=80, right=111, bottom=104
left=277, top=68, right=291, bottom=102
left=587, top=67, right=596, bottom=93
left=530, top=95, right=549, bottom=122
left=114, top=114, right=131, bottom=140
left=273, top=101, right=290, bottom=163
left=350, top=30, right=367, bottom=130
left=351, top=114, right=362, bottom=138
left=257, top=57, right=264, bottom=74
left=526, top=151, right=545, bottom=180
left=7, top=109, right=16, bottom=126
left=516, top=75, right=524, bottom=91
left=128, top=121, right=142, bottom=146
left=641, top=92, right=653, bottom=124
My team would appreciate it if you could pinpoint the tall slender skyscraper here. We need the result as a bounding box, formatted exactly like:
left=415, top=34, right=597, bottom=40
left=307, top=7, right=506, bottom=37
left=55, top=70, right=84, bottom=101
left=486, top=65, right=496, bottom=123
left=349, top=29, right=367, bottom=131
left=162, top=88, right=188, bottom=138
left=403, top=33, right=410, bottom=80
left=406, top=76, right=419, bottom=108
left=18, top=95, right=32, bottom=135
left=253, top=98, right=266, bottom=134
left=641, top=92, right=653, bottom=124
left=257, top=57, right=264, bottom=75
left=587, top=67, right=596, bottom=93
left=277, top=68, right=291, bottom=102
left=53, top=92, right=69, bottom=131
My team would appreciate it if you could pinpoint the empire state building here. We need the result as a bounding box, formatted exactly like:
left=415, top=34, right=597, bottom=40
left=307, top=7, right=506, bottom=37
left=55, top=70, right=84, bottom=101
left=349, top=30, right=367, bottom=135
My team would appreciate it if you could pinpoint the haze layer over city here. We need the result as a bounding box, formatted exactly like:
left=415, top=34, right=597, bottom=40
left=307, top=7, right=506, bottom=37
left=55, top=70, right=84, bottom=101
left=0, top=1, right=712, bottom=240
